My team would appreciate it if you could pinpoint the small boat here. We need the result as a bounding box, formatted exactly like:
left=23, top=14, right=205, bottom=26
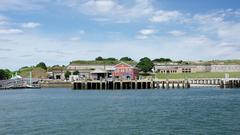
left=0, top=72, right=41, bottom=90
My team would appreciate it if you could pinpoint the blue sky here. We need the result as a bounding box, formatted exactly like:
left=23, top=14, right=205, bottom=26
left=0, top=0, right=240, bottom=70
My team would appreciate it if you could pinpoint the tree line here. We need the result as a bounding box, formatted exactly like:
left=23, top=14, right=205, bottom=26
left=95, top=56, right=133, bottom=61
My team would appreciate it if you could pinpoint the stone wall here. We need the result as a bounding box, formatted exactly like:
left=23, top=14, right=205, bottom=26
left=211, top=65, right=240, bottom=72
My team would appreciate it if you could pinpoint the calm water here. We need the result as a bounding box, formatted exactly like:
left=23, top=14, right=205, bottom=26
left=0, top=88, right=240, bottom=135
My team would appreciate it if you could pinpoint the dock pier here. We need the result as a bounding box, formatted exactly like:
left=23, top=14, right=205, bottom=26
left=189, top=78, right=240, bottom=88
left=73, top=78, right=240, bottom=90
left=73, top=80, right=190, bottom=90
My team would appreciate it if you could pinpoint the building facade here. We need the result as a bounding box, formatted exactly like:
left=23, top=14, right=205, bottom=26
left=211, top=65, right=240, bottom=72
left=66, top=64, right=115, bottom=80
left=154, top=63, right=240, bottom=74
left=67, top=62, right=138, bottom=80
left=154, top=64, right=198, bottom=73
left=112, top=62, right=138, bottom=80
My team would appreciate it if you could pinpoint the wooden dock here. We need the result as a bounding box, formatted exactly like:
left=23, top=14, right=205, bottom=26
left=73, top=79, right=190, bottom=90
left=189, top=78, right=240, bottom=88
left=73, top=78, right=240, bottom=90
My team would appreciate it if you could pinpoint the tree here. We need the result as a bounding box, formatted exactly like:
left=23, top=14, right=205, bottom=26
left=95, top=56, right=117, bottom=61
left=136, top=57, right=154, bottom=73
left=64, top=71, right=71, bottom=79
left=0, top=69, right=12, bottom=80
left=73, top=70, right=79, bottom=75
left=95, top=56, right=104, bottom=61
left=152, top=58, right=172, bottom=63
left=36, top=62, right=47, bottom=70
left=120, top=57, right=133, bottom=61
left=106, top=57, right=117, bottom=61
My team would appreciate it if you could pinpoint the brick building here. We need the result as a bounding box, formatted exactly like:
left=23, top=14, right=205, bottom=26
left=112, top=62, right=138, bottom=80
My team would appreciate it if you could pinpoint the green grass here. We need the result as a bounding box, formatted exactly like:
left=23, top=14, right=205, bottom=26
left=156, top=72, right=240, bottom=79
left=18, top=67, right=48, bottom=78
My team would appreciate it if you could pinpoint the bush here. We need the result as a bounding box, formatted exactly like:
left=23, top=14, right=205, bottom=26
left=0, top=69, right=12, bottom=80
left=65, top=71, right=71, bottom=79
left=36, top=62, right=47, bottom=70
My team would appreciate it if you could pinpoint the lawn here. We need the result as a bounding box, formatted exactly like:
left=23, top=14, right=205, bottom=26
left=155, top=72, right=240, bottom=79
left=18, top=67, right=48, bottom=79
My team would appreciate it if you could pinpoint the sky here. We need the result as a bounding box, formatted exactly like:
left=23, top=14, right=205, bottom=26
left=0, top=0, right=240, bottom=70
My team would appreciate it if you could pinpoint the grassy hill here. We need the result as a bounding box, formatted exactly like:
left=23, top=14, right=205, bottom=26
left=18, top=67, right=48, bottom=79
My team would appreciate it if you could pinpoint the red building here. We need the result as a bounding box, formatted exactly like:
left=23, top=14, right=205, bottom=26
left=112, top=62, right=138, bottom=80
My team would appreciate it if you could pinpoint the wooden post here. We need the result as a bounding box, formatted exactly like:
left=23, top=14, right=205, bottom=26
left=135, top=81, right=137, bottom=89
left=162, top=81, right=165, bottom=89
left=220, top=80, right=224, bottom=88
left=177, top=81, right=180, bottom=88
left=166, top=80, right=169, bottom=89
left=73, top=83, right=77, bottom=90
left=150, top=81, right=153, bottom=89
left=120, top=81, right=123, bottom=89
left=112, top=81, right=115, bottom=90
left=100, top=81, right=102, bottom=90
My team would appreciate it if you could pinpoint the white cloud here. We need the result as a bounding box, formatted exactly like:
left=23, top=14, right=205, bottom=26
left=136, top=28, right=157, bottom=39
left=82, top=0, right=118, bottom=14
left=65, top=0, right=154, bottom=22
left=168, top=30, right=185, bottom=36
left=0, top=28, right=23, bottom=34
left=22, top=22, right=40, bottom=28
left=191, top=9, right=240, bottom=43
left=139, top=28, right=157, bottom=35
left=150, top=10, right=182, bottom=23
left=217, top=22, right=240, bottom=42
left=0, top=0, right=48, bottom=11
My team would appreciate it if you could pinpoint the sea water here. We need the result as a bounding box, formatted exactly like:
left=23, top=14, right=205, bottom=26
left=0, top=88, right=240, bottom=135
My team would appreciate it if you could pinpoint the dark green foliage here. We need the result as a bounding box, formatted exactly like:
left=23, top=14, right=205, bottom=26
left=176, top=60, right=183, bottom=64
left=0, top=69, right=12, bottom=80
left=106, top=57, right=117, bottom=61
left=120, top=57, right=133, bottom=61
left=177, top=60, right=189, bottom=65
left=95, top=56, right=104, bottom=61
left=152, top=58, right=172, bottom=63
left=73, top=70, right=79, bottom=75
left=95, top=56, right=117, bottom=61
left=36, top=62, right=47, bottom=70
left=136, top=57, right=154, bottom=73
left=64, top=71, right=71, bottom=79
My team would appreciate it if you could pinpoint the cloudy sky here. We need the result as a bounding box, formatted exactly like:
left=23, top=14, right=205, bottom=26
left=0, top=0, right=240, bottom=70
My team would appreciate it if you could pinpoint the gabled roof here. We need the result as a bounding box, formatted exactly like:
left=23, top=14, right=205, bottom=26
left=114, top=62, right=136, bottom=68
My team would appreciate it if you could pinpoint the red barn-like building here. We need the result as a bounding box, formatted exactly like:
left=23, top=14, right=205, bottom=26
left=112, top=62, right=138, bottom=80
